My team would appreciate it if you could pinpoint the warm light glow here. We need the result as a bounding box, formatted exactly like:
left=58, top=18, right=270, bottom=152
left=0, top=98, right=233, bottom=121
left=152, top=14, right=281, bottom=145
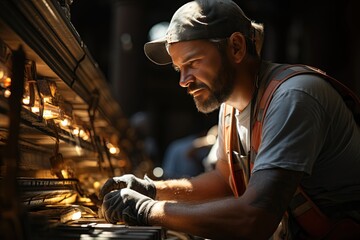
left=43, top=109, right=59, bottom=119
left=60, top=208, right=82, bottom=223
left=153, top=167, right=163, bottom=178
left=79, top=129, right=85, bottom=137
left=82, top=134, right=89, bottom=141
left=0, top=77, right=11, bottom=88
left=31, top=107, right=40, bottom=113
left=22, top=96, right=30, bottom=105
left=61, top=118, right=70, bottom=127
left=77, top=197, right=92, bottom=203
left=4, top=89, right=11, bottom=98
left=72, top=128, right=89, bottom=141
left=109, top=147, right=117, bottom=154
left=72, top=128, right=80, bottom=135
left=81, top=223, right=113, bottom=228
left=4, top=77, right=11, bottom=87
left=72, top=211, right=82, bottom=220
left=106, top=142, right=114, bottom=149
left=5, top=77, right=11, bottom=87
left=61, top=170, right=69, bottom=178
left=75, top=145, right=83, bottom=155
left=42, top=102, right=61, bottom=119
left=106, top=142, right=119, bottom=154
left=93, top=181, right=100, bottom=189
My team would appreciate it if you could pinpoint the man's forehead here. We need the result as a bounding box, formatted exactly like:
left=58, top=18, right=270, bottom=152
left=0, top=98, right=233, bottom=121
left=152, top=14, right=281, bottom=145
left=168, top=40, right=197, bottom=54
left=169, top=39, right=216, bottom=61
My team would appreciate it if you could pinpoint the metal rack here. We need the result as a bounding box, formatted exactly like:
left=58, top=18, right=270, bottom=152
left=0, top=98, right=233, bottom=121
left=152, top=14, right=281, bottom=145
left=0, top=1, right=156, bottom=239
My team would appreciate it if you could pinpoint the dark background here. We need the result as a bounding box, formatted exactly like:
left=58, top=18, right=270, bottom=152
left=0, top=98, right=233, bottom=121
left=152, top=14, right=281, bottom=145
left=69, top=0, right=360, bottom=166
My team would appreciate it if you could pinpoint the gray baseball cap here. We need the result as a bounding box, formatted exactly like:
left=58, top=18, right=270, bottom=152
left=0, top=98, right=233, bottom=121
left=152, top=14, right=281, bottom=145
left=144, top=0, right=253, bottom=65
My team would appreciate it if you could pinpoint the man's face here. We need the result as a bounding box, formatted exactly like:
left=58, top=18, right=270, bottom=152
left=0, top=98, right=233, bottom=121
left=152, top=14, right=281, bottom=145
left=169, top=39, right=235, bottom=113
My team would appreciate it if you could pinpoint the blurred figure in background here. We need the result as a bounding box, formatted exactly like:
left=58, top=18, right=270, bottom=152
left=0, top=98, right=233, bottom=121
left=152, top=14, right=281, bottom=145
left=162, top=125, right=217, bottom=179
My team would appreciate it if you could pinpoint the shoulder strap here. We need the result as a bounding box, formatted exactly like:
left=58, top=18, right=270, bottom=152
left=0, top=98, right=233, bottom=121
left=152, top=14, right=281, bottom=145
left=223, top=104, right=246, bottom=197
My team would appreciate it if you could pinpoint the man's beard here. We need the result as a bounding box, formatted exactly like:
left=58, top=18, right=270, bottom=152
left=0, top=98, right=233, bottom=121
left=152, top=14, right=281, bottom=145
left=192, top=60, right=235, bottom=113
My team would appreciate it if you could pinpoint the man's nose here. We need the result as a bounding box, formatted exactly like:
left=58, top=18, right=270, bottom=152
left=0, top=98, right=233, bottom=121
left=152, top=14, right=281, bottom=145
left=179, top=72, right=194, bottom=88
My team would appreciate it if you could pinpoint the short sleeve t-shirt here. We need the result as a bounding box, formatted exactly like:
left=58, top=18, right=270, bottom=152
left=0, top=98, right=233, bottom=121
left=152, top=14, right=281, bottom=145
left=215, top=65, right=360, bottom=210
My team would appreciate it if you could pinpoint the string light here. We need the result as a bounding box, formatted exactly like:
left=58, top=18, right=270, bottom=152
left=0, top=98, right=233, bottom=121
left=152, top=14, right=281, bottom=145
left=61, top=118, right=70, bottom=127
left=60, top=208, right=82, bottom=223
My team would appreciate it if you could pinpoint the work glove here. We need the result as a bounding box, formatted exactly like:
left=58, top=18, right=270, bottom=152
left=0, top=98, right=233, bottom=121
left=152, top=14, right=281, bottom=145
left=99, top=174, right=156, bottom=200
left=100, top=188, right=156, bottom=225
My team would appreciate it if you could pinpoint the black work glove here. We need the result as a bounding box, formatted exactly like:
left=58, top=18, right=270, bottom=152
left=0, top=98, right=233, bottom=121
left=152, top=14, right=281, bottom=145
left=100, top=188, right=156, bottom=225
left=99, top=174, right=156, bottom=200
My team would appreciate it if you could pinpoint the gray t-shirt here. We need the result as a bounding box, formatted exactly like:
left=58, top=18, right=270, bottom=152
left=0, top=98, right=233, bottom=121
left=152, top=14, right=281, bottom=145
left=216, top=65, right=360, bottom=212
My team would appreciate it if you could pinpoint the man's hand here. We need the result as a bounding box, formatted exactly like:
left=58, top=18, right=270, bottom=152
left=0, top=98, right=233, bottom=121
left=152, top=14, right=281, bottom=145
left=100, top=188, right=156, bottom=225
left=99, top=174, right=156, bottom=200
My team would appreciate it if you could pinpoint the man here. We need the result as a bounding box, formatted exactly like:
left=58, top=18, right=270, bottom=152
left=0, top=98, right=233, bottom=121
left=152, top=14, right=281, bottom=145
left=99, top=0, right=360, bottom=239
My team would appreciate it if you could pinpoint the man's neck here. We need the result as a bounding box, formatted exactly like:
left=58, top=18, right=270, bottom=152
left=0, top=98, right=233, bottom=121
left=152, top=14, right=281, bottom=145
left=226, top=58, right=262, bottom=111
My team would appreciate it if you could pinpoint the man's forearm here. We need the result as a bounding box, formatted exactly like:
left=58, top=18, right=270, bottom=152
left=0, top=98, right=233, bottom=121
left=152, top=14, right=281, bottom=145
left=148, top=169, right=303, bottom=239
left=154, top=169, right=233, bottom=201
left=148, top=196, right=278, bottom=240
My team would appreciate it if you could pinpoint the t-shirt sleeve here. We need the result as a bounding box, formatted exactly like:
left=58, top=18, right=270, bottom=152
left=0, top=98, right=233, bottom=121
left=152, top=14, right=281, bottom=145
left=252, top=76, right=330, bottom=175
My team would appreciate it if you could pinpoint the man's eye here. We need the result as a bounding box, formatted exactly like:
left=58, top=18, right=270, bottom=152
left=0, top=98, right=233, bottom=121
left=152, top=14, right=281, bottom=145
left=189, top=60, right=199, bottom=68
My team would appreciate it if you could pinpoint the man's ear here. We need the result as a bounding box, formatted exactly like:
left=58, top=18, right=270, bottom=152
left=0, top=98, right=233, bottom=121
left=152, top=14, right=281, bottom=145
left=229, top=32, right=247, bottom=63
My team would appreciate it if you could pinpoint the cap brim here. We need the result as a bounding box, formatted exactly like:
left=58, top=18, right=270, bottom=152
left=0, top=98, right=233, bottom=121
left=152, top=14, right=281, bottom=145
left=144, top=37, right=172, bottom=65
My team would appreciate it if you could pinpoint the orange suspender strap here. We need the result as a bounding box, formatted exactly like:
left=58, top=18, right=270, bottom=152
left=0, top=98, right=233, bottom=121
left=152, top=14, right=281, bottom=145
left=290, top=188, right=360, bottom=239
left=289, top=188, right=334, bottom=238
left=223, top=104, right=246, bottom=197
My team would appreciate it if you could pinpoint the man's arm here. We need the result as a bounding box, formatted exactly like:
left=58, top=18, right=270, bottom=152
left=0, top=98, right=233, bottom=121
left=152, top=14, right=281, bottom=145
left=149, top=168, right=303, bottom=239
left=154, top=158, right=233, bottom=201
left=98, top=156, right=232, bottom=203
